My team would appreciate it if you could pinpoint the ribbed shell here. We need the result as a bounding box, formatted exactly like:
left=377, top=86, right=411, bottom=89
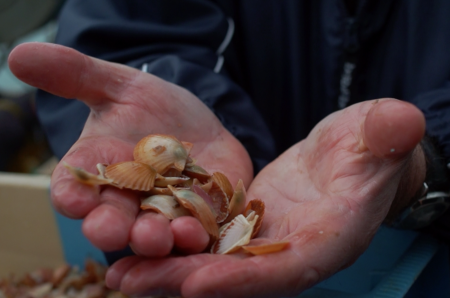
left=211, top=213, right=258, bottom=254
left=207, top=181, right=230, bottom=223
left=183, top=164, right=211, bottom=182
left=133, top=134, right=188, bottom=175
left=63, top=162, right=112, bottom=186
left=105, top=161, right=156, bottom=191
left=224, top=179, right=247, bottom=224
left=244, top=199, right=265, bottom=238
left=212, top=172, right=234, bottom=200
left=141, top=195, right=191, bottom=220
left=169, top=186, right=219, bottom=243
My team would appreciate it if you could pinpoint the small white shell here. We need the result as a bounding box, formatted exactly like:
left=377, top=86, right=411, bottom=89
left=211, top=212, right=259, bottom=254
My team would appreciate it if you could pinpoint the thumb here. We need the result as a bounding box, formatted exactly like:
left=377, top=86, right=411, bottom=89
left=363, top=98, right=427, bottom=220
left=363, top=98, right=425, bottom=158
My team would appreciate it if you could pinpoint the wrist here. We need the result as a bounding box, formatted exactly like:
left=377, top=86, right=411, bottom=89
left=385, top=144, right=426, bottom=223
left=387, top=136, right=450, bottom=229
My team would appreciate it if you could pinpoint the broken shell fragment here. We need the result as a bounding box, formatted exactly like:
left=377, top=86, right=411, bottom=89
left=133, top=134, right=188, bottom=174
left=211, top=213, right=259, bottom=254
left=212, top=172, right=234, bottom=200
left=207, top=181, right=230, bottom=223
left=63, top=162, right=113, bottom=186
left=141, top=195, right=192, bottom=220
left=183, top=164, right=211, bottom=182
left=224, top=179, right=247, bottom=224
left=242, top=242, right=289, bottom=255
left=169, top=186, right=219, bottom=242
left=154, top=175, right=191, bottom=187
left=105, top=161, right=157, bottom=191
left=245, top=199, right=265, bottom=238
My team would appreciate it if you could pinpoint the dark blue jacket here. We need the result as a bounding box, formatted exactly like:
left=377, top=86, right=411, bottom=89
left=37, top=0, right=450, bottom=168
left=37, top=0, right=450, bottom=238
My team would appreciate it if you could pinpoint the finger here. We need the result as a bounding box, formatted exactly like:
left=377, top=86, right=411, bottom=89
left=363, top=98, right=425, bottom=158
left=105, top=256, right=143, bottom=290
left=129, top=212, right=174, bottom=257
left=116, top=254, right=233, bottom=297
left=82, top=186, right=140, bottom=251
left=8, top=42, right=140, bottom=108
left=52, top=136, right=134, bottom=218
left=171, top=217, right=210, bottom=254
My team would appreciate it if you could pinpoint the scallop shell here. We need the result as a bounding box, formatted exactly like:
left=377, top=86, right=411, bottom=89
left=207, top=181, right=230, bottom=223
left=183, top=164, right=211, bottom=182
left=141, top=195, right=192, bottom=220
left=154, top=175, right=191, bottom=187
left=169, top=186, right=219, bottom=243
left=212, top=172, right=234, bottom=200
left=133, top=134, right=188, bottom=175
left=224, top=179, right=247, bottom=224
left=211, top=212, right=259, bottom=254
left=104, top=161, right=157, bottom=191
left=242, top=242, right=289, bottom=255
left=63, top=162, right=113, bottom=186
left=244, top=199, right=265, bottom=238
left=181, top=141, right=194, bottom=155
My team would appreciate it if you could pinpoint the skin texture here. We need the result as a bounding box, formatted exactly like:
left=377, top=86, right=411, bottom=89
left=9, top=42, right=426, bottom=298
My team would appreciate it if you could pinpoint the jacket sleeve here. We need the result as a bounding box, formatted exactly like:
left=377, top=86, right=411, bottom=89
left=411, top=82, right=450, bottom=242
left=36, top=0, right=276, bottom=173
left=411, top=81, right=450, bottom=165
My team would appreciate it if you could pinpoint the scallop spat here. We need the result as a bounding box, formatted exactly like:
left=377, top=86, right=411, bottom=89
left=183, top=164, right=211, bottom=182
left=242, top=242, right=289, bottom=255
left=211, top=213, right=259, bottom=254
left=169, top=186, right=219, bottom=243
left=133, top=134, right=189, bottom=175
left=105, top=161, right=157, bottom=191
left=224, top=179, right=247, bottom=224
left=244, top=199, right=265, bottom=238
left=63, top=162, right=113, bottom=186
left=141, top=195, right=192, bottom=220
left=207, top=181, right=230, bottom=223
left=212, top=172, right=234, bottom=200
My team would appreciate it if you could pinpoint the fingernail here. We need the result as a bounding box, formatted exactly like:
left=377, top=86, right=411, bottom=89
left=105, top=267, right=122, bottom=290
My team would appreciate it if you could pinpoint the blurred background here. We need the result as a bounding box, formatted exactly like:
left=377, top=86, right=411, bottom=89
left=0, top=0, right=65, bottom=174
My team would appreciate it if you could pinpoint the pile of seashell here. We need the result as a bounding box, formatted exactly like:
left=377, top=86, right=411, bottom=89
left=65, top=134, right=288, bottom=255
left=0, top=260, right=125, bottom=298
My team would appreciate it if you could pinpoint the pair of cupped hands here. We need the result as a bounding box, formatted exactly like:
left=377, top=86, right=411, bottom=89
left=9, top=43, right=426, bottom=298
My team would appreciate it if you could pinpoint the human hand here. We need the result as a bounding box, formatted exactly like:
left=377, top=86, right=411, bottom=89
left=104, top=99, right=426, bottom=298
left=8, top=42, right=253, bottom=256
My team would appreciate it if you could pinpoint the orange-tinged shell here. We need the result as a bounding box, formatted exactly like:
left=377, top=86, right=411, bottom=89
left=183, top=164, right=211, bottom=182
left=133, top=134, right=188, bottom=175
left=147, top=187, right=173, bottom=196
left=63, top=162, right=113, bottom=186
left=154, top=175, right=191, bottom=187
left=181, top=141, right=194, bottom=155
left=141, top=195, right=191, bottom=220
left=169, top=186, right=219, bottom=243
left=242, top=242, right=289, bottom=255
left=244, top=199, right=265, bottom=238
left=162, top=168, right=183, bottom=177
left=212, top=172, right=234, bottom=199
left=207, top=181, right=230, bottom=223
left=105, top=161, right=156, bottom=191
left=193, top=178, right=213, bottom=193
left=224, top=179, right=247, bottom=224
